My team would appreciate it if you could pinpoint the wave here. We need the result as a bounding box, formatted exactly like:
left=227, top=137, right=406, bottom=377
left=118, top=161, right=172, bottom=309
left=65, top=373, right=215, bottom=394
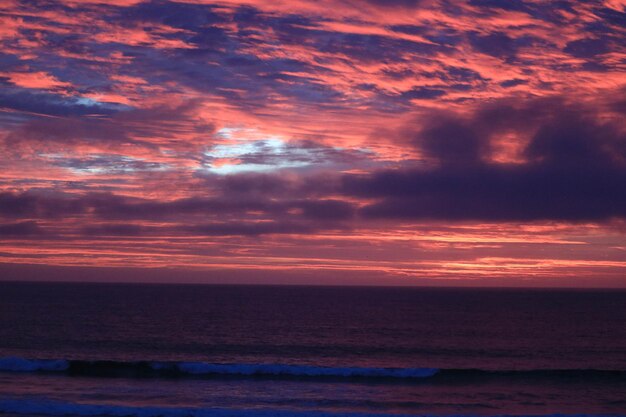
left=0, top=398, right=624, bottom=417
left=0, top=357, right=68, bottom=372
left=1, top=356, right=624, bottom=381
left=0, top=357, right=438, bottom=380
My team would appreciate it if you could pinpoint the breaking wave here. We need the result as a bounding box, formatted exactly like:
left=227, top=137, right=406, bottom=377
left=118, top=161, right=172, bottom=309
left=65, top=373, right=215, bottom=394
left=1, top=356, right=624, bottom=381
left=0, top=356, right=438, bottom=379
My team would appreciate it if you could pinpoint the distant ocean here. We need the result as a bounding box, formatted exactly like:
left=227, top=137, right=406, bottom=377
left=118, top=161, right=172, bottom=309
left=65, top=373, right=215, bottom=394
left=1, top=282, right=625, bottom=417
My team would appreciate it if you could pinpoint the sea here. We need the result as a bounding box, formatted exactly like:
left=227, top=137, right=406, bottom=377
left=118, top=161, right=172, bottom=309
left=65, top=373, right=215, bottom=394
left=0, top=282, right=625, bottom=417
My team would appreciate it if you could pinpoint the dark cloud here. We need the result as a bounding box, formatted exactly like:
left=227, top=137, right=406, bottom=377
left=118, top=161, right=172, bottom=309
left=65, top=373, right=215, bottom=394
left=581, top=61, right=611, bottom=72
left=0, top=193, right=39, bottom=218
left=84, top=194, right=273, bottom=221
left=500, top=79, right=528, bottom=88
left=298, top=200, right=355, bottom=221
left=2, top=101, right=211, bottom=152
left=0, top=192, right=85, bottom=219
left=91, top=194, right=355, bottom=223
left=210, top=173, right=295, bottom=197
left=81, top=223, right=144, bottom=237
left=188, top=26, right=231, bottom=51
left=119, top=0, right=224, bottom=29
left=358, top=0, right=423, bottom=7
left=207, top=172, right=340, bottom=200
left=564, top=38, right=611, bottom=58
left=347, top=164, right=626, bottom=222
left=81, top=219, right=345, bottom=238
left=4, top=116, right=132, bottom=149
left=0, top=90, right=125, bottom=117
left=413, top=115, right=488, bottom=166
left=389, top=25, right=462, bottom=46
left=182, top=221, right=315, bottom=236
left=468, top=0, right=535, bottom=14
left=524, top=112, right=621, bottom=166
left=468, top=31, right=550, bottom=63
left=401, top=87, right=447, bottom=100
left=313, top=32, right=443, bottom=64
left=343, top=99, right=626, bottom=222
left=468, top=0, right=573, bottom=25
left=469, top=32, right=518, bottom=58
left=0, top=221, right=44, bottom=237
left=443, top=66, right=485, bottom=83
left=594, top=6, right=626, bottom=28
left=0, top=189, right=355, bottom=237
left=389, top=24, right=427, bottom=35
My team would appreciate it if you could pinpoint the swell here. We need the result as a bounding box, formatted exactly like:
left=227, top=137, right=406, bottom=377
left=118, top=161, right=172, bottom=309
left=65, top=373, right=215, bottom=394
left=0, top=357, right=625, bottom=381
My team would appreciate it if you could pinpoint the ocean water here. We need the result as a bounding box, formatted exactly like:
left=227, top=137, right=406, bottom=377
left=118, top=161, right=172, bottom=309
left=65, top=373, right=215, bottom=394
left=0, top=282, right=625, bottom=417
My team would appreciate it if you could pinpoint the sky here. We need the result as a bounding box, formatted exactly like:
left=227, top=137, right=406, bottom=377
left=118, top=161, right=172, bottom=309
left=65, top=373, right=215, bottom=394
left=0, top=0, right=625, bottom=287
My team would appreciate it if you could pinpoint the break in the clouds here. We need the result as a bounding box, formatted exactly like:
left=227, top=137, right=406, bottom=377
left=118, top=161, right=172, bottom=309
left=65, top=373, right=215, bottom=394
left=0, top=0, right=625, bottom=286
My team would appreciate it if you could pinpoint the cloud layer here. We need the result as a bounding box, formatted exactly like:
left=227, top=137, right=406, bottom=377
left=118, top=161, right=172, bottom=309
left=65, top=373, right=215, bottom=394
left=0, top=0, right=625, bottom=285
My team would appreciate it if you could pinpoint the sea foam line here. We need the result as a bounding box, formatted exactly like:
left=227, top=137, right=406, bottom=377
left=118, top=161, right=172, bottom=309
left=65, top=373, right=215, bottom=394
left=0, top=398, right=624, bottom=417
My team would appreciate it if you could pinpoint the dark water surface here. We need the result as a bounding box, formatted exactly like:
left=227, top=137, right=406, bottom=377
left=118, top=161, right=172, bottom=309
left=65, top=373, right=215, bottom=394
left=1, top=282, right=625, bottom=416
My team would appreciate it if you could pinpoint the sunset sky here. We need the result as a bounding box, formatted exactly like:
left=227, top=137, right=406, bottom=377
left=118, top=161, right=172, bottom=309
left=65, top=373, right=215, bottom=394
left=1, top=0, right=625, bottom=286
